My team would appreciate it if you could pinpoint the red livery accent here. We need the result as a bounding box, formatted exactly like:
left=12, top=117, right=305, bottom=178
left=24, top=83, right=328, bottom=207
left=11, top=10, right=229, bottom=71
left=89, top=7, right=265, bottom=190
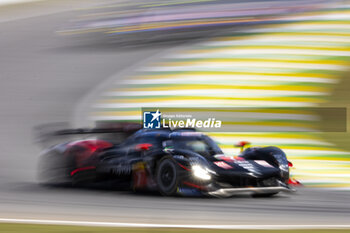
left=183, top=181, right=206, bottom=190
left=288, top=178, right=302, bottom=186
left=177, top=163, right=190, bottom=171
left=70, top=166, right=96, bottom=176
left=235, top=141, right=251, bottom=152
left=220, top=156, right=235, bottom=162
left=66, top=140, right=113, bottom=167
left=68, top=140, right=113, bottom=152
left=236, top=141, right=251, bottom=147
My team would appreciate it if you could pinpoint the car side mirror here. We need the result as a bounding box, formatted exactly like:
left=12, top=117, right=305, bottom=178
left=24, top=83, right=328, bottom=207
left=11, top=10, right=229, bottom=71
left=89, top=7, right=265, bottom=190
left=234, top=141, right=251, bottom=152
left=135, top=143, right=153, bottom=151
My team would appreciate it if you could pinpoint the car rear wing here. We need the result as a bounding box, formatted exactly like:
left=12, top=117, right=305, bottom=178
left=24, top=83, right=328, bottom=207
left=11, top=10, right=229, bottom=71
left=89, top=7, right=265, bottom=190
left=33, top=122, right=142, bottom=147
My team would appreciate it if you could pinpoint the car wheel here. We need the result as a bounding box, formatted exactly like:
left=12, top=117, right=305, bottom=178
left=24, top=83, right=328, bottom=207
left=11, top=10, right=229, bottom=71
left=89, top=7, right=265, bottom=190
left=156, top=157, right=178, bottom=196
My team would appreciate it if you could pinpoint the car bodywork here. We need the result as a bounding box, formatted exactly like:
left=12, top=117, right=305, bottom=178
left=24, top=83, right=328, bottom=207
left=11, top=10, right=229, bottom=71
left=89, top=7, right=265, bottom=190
left=38, top=125, right=295, bottom=197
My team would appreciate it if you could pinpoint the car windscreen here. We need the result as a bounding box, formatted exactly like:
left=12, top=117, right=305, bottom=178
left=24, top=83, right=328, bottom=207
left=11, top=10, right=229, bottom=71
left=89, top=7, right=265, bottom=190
left=165, top=136, right=222, bottom=158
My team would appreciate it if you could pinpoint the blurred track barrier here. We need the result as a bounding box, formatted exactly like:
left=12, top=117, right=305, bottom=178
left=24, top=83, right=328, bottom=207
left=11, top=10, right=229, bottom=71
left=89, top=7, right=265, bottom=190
left=60, top=0, right=335, bottom=38
left=91, top=5, right=350, bottom=188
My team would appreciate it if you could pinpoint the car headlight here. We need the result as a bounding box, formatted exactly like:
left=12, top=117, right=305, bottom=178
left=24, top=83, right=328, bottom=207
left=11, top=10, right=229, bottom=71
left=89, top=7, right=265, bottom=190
left=192, top=165, right=211, bottom=180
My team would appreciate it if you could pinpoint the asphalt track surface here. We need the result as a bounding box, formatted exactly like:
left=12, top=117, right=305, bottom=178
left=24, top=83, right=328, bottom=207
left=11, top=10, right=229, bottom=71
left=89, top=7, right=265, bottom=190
left=0, top=0, right=349, bottom=226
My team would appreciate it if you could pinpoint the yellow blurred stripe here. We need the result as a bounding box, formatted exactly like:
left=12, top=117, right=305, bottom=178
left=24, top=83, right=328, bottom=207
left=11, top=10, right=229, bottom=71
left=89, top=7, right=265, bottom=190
left=114, top=84, right=328, bottom=92
left=158, top=58, right=349, bottom=66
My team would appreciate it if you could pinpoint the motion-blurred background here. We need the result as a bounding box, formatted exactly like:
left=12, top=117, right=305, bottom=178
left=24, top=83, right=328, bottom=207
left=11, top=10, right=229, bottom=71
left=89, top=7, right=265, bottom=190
left=62, top=0, right=350, bottom=189
left=0, top=0, right=350, bottom=229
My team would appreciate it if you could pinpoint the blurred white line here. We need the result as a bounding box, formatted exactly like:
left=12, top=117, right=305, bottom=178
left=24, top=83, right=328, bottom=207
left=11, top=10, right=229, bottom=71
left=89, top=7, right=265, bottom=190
left=1, top=218, right=350, bottom=229
left=294, top=173, right=350, bottom=178
left=121, top=75, right=337, bottom=84
left=222, top=148, right=350, bottom=156
left=173, top=49, right=350, bottom=58
left=286, top=13, right=350, bottom=21
left=0, top=0, right=41, bottom=6
left=293, top=159, right=350, bottom=164
left=90, top=115, right=141, bottom=121
left=94, top=100, right=315, bottom=108
left=203, top=36, right=350, bottom=46
left=300, top=180, right=350, bottom=184
left=238, top=24, right=350, bottom=33
left=145, top=62, right=346, bottom=71
left=283, top=149, right=350, bottom=155
left=92, top=112, right=318, bottom=121
left=215, top=138, right=332, bottom=146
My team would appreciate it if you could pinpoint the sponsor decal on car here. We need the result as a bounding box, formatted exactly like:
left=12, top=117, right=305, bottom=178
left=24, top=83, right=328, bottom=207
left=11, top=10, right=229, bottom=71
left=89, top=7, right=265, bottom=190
left=111, top=164, right=132, bottom=175
left=234, top=160, right=263, bottom=175
left=132, top=162, right=148, bottom=189
left=254, top=160, right=273, bottom=168
left=214, top=161, right=233, bottom=169
left=214, top=154, right=235, bottom=162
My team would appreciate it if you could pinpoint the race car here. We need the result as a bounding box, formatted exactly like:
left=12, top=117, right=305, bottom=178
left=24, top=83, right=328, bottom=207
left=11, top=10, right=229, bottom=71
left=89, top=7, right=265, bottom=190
left=37, top=124, right=296, bottom=197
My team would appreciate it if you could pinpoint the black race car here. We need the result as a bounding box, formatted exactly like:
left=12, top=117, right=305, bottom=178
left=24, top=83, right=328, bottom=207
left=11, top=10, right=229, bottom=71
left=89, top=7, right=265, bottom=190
left=38, top=124, right=295, bottom=197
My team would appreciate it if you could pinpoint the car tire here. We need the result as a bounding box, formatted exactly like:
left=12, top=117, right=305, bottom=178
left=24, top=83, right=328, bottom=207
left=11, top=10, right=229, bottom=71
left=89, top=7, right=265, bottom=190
left=156, top=157, right=178, bottom=196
